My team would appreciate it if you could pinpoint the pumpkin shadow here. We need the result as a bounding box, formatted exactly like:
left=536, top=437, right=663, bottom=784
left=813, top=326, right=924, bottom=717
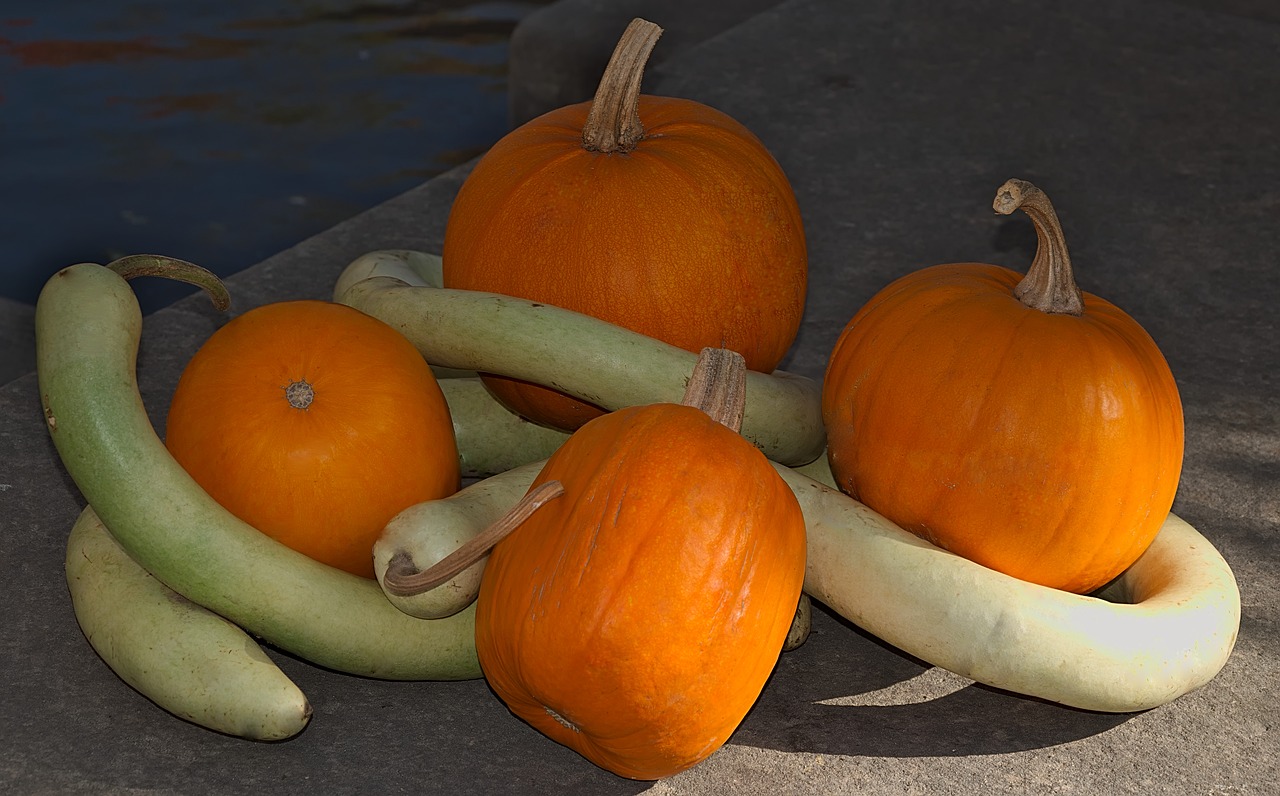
left=731, top=602, right=1134, bottom=758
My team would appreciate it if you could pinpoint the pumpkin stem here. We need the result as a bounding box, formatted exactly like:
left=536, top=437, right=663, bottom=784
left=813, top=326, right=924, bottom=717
left=108, top=254, right=231, bottom=311
left=380, top=480, right=565, bottom=597
left=681, top=347, right=747, bottom=432
left=993, top=179, right=1084, bottom=316
left=582, top=18, right=663, bottom=154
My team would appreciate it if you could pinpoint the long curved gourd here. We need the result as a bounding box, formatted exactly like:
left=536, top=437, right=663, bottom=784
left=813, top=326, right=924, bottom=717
left=332, top=249, right=477, bottom=381
left=36, top=260, right=480, bottom=681
left=332, top=250, right=825, bottom=468
left=439, top=379, right=569, bottom=478
left=377, top=456, right=1239, bottom=713
left=66, top=505, right=312, bottom=741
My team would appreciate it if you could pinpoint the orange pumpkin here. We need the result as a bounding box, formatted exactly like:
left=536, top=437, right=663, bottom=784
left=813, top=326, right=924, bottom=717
left=442, top=19, right=807, bottom=431
left=165, top=300, right=459, bottom=578
left=474, top=350, right=806, bottom=780
left=821, top=179, right=1184, bottom=594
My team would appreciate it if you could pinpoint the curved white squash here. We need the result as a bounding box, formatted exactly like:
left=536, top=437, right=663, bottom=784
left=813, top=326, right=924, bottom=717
left=781, top=461, right=1240, bottom=712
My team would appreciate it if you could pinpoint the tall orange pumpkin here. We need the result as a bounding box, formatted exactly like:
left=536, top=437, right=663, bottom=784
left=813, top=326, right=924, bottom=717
left=165, top=300, right=459, bottom=578
left=442, top=18, right=807, bottom=431
left=475, top=350, right=806, bottom=780
left=821, top=180, right=1184, bottom=594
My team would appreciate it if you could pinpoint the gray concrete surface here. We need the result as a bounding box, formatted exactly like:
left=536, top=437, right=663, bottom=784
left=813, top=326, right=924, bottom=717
left=0, top=296, right=34, bottom=385
left=2, top=0, right=1277, bottom=793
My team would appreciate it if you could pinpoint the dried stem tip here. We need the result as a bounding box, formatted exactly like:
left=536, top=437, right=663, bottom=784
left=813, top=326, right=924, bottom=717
left=108, top=254, right=231, bottom=311
left=994, top=179, right=1085, bottom=316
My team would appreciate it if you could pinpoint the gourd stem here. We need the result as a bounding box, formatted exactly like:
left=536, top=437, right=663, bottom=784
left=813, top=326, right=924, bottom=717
left=993, top=179, right=1084, bottom=316
left=582, top=18, right=663, bottom=154
left=108, top=254, right=231, bottom=311
left=681, top=347, right=747, bottom=432
left=381, top=480, right=565, bottom=597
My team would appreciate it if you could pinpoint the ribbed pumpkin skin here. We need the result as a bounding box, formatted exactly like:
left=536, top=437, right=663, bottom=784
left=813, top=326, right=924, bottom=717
left=442, top=95, right=807, bottom=430
left=822, top=264, right=1184, bottom=594
left=165, top=300, right=459, bottom=579
left=475, top=403, right=806, bottom=780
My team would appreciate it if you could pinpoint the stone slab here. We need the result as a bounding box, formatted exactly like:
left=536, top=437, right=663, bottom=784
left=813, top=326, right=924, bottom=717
left=0, top=296, right=35, bottom=386
left=3, top=0, right=1278, bottom=793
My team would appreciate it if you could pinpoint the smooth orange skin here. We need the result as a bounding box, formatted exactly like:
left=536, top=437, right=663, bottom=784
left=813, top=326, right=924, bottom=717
left=475, top=404, right=807, bottom=780
left=165, top=300, right=459, bottom=579
left=821, top=263, right=1184, bottom=594
left=442, top=95, right=808, bottom=430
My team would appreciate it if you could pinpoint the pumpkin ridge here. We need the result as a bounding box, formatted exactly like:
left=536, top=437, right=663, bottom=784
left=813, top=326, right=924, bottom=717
left=625, top=147, right=803, bottom=339
left=1053, top=317, right=1178, bottom=589
left=632, top=98, right=787, bottom=178
left=1042, top=324, right=1130, bottom=587
left=502, top=140, right=592, bottom=193
left=937, top=311, right=1089, bottom=578
left=446, top=147, right=587, bottom=259
left=839, top=304, right=940, bottom=498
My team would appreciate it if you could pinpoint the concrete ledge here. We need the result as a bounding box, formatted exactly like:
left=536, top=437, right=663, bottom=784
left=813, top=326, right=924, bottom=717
left=0, top=296, right=35, bottom=387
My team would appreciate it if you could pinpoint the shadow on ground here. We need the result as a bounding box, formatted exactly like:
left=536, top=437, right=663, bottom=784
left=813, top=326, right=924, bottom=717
left=733, top=603, right=1133, bottom=758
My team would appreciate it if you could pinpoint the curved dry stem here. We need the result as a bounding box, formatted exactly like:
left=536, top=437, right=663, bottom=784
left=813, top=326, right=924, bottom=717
left=993, top=179, right=1083, bottom=316
left=582, top=18, right=663, bottom=153
left=381, top=480, right=565, bottom=597
left=681, top=347, right=747, bottom=432
left=108, top=254, right=231, bottom=312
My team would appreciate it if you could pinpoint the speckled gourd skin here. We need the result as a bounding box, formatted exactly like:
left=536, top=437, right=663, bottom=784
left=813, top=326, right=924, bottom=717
left=65, top=506, right=312, bottom=740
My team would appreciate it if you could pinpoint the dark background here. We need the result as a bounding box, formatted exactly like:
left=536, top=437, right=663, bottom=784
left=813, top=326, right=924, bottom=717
left=0, top=0, right=552, bottom=315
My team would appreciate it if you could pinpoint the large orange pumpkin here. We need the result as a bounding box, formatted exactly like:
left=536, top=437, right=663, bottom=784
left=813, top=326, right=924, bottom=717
left=165, top=300, right=459, bottom=578
left=821, top=180, right=1184, bottom=594
left=442, top=19, right=807, bottom=431
left=475, top=350, right=806, bottom=780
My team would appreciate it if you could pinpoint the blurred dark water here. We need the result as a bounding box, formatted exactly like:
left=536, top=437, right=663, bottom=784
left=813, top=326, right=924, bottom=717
left=0, top=0, right=551, bottom=313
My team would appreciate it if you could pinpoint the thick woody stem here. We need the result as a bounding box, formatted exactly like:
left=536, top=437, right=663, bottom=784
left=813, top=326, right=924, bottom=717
left=582, top=18, right=663, bottom=153
left=681, top=347, right=747, bottom=432
left=108, top=254, right=231, bottom=311
left=993, top=179, right=1084, bottom=316
left=381, top=480, right=565, bottom=597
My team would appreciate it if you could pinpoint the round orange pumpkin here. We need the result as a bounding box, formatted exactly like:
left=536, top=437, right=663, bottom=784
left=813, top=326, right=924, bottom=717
left=165, top=300, right=459, bottom=578
left=821, top=180, right=1184, bottom=594
left=474, top=351, right=806, bottom=780
left=442, top=19, right=807, bottom=431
